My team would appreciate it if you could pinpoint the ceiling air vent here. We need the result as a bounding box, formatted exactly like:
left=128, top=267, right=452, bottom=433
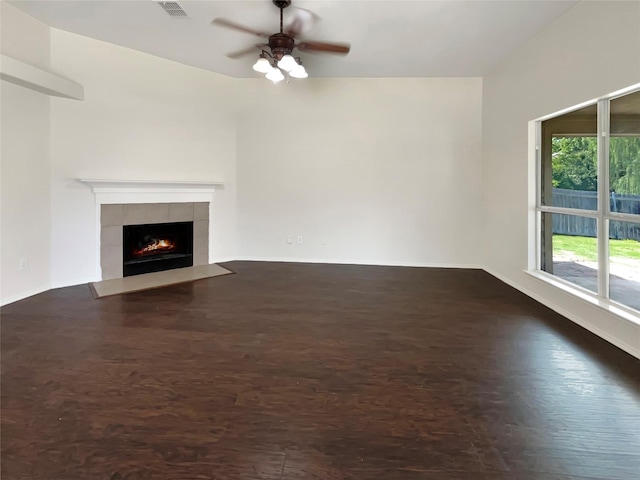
left=157, top=2, right=188, bottom=18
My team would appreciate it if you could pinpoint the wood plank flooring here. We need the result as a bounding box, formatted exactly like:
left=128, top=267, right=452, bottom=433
left=1, top=261, right=639, bottom=479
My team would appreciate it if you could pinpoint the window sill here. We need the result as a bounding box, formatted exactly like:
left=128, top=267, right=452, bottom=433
left=524, top=269, right=640, bottom=327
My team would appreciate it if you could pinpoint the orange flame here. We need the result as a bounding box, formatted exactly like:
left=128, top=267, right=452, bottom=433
left=133, top=238, right=176, bottom=257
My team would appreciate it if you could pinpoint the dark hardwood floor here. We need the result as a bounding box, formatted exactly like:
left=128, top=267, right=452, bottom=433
left=1, top=261, right=639, bottom=479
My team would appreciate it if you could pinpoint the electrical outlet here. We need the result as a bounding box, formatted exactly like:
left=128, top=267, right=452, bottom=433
left=287, top=236, right=293, bottom=244
left=19, top=258, right=28, bottom=271
left=297, top=235, right=303, bottom=244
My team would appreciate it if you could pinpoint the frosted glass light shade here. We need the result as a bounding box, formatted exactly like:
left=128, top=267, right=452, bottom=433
left=252, top=57, right=272, bottom=73
left=277, top=54, right=298, bottom=72
left=289, top=65, right=308, bottom=79
left=265, top=67, right=285, bottom=83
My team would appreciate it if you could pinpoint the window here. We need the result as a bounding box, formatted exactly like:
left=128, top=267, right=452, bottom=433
left=536, top=88, right=640, bottom=313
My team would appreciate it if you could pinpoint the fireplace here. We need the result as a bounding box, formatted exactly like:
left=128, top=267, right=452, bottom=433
left=96, top=201, right=211, bottom=281
left=123, top=221, right=193, bottom=277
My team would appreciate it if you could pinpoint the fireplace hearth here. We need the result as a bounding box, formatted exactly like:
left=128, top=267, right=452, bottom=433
left=123, top=221, right=193, bottom=277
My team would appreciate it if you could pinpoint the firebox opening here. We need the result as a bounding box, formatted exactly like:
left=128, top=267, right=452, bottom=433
left=123, top=221, right=193, bottom=277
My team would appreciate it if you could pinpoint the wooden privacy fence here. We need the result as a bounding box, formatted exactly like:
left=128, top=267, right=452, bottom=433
left=552, top=188, right=640, bottom=240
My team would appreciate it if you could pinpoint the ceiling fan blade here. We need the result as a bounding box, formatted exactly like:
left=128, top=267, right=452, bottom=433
left=226, top=44, right=268, bottom=59
left=297, top=41, right=350, bottom=55
left=284, top=8, right=319, bottom=38
left=211, top=18, right=270, bottom=38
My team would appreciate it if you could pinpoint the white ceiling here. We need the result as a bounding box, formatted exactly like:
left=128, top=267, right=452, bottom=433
left=11, top=0, right=579, bottom=78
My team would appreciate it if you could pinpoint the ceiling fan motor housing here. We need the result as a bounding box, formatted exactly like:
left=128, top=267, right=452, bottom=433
left=269, top=33, right=295, bottom=59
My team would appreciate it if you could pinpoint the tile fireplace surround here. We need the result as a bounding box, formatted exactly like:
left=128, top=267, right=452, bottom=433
left=80, top=179, right=223, bottom=281
left=101, top=202, right=208, bottom=280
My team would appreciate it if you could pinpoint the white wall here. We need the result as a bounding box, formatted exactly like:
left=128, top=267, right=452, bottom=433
left=236, top=78, right=483, bottom=267
left=49, top=30, right=239, bottom=287
left=482, top=0, right=640, bottom=357
left=1, top=3, right=52, bottom=304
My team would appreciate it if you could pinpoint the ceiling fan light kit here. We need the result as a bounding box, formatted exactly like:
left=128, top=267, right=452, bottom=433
left=213, top=0, right=350, bottom=84
left=253, top=48, right=306, bottom=83
left=265, top=66, right=285, bottom=83
left=277, top=54, right=298, bottom=72
left=252, top=55, right=272, bottom=73
left=289, top=63, right=308, bottom=79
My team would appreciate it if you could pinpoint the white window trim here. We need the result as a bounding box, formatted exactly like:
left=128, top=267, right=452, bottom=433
left=532, top=84, right=640, bottom=321
left=524, top=269, right=640, bottom=328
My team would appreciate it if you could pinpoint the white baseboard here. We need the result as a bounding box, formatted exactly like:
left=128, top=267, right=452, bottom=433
left=483, top=267, right=640, bottom=360
left=1, top=284, right=51, bottom=307
left=50, top=279, right=96, bottom=290
left=233, top=256, right=482, bottom=269
left=211, top=257, right=237, bottom=264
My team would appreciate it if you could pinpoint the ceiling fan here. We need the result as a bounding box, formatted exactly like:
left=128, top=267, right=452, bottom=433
left=212, top=0, right=351, bottom=82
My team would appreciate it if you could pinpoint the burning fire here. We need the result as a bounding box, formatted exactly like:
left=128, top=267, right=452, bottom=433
left=133, top=238, right=176, bottom=257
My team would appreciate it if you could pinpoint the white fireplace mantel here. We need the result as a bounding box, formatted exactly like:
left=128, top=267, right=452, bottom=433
left=79, top=178, right=224, bottom=204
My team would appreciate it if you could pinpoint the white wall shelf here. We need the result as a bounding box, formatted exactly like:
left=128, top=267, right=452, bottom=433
left=0, top=54, right=84, bottom=100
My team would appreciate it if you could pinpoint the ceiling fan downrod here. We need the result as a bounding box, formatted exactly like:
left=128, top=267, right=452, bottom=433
left=265, top=0, right=294, bottom=61
left=272, top=0, right=291, bottom=33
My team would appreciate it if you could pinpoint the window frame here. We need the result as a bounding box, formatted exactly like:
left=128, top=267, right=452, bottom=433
left=533, top=86, right=640, bottom=316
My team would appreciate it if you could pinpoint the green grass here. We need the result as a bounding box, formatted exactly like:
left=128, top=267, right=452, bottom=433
left=553, top=235, right=640, bottom=261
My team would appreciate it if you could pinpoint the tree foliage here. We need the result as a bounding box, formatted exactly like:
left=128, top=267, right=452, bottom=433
left=610, top=137, right=640, bottom=195
left=551, top=137, right=597, bottom=191
left=551, top=136, right=640, bottom=195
